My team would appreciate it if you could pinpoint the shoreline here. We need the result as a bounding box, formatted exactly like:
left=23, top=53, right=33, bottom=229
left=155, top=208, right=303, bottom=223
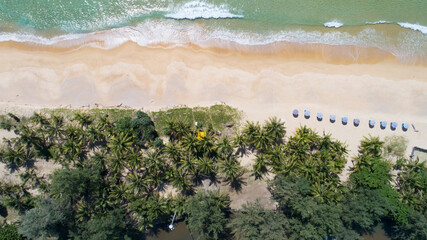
left=2, top=38, right=427, bottom=66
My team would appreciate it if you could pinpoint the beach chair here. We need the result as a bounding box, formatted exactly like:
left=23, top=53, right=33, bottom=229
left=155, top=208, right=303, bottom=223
left=390, top=122, right=397, bottom=130
left=330, top=114, right=336, bottom=123
left=317, top=113, right=323, bottom=121
left=380, top=121, right=387, bottom=129
left=342, top=117, right=348, bottom=125
left=369, top=120, right=375, bottom=128
left=293, top=109, right=299, bottom=118
left=304, top=110, right=310, bottom=119
left=353, top=118, right=360, bottom=127
left=402, top=123, right=409, bottom=132
left=412, top=124, right=419, bottom=132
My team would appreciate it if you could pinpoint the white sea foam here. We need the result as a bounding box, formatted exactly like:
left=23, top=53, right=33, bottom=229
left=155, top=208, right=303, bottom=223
left=366, top=20, right=390, bottom=25
left=165, top=0, right=243, bottom=19
left=398, top=22, right=427, bottom=34
left=324, top=20, right=343, bottom=28
left=0, top=19, right=426, bottom=63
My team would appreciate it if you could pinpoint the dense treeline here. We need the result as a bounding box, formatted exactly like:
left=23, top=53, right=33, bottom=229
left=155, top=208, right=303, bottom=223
left=0, top=110, right=425, bottom=240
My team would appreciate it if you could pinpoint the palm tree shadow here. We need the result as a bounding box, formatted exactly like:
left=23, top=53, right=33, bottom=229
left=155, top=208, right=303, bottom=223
left=156, top=182, right=167, bottom=192
left=23, top=159, right=35, bottom=169
left=229, top=176, right=246, bottom=193
left=208, top=173, right=221, bottom=186
left=7, top=163, right=20, bottom=173
left=235, top=147, right=247, bottom=158
left=192, top=174, right=204, bottom=187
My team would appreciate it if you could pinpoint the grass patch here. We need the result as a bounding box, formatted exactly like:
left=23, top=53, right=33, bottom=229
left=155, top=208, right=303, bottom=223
left=3, top=104, right=242, bottom=135
left=41, top=108, right=135, bottom=122
left=151, top=104, right=242, bottom=136
left=192, top=107, right=210, bottom=129
left=209, top=104, right=242, bottom=130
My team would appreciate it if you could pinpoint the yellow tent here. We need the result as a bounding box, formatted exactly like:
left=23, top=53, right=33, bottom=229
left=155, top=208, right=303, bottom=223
left=197, top=131, right=206, bottom=140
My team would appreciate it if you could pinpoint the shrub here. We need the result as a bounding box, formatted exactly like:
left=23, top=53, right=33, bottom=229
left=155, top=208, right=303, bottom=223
left=383, top=135, right=408, bottom=160
left=18, top=198, right=70, bottom=240
left=0, top=224, right=23, bottom=240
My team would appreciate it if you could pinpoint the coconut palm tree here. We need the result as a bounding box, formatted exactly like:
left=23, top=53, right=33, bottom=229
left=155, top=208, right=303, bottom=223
left=1, top=144, right=34, bottom=172
left=144, top=150, right=167, bottom=174
left=75, top=199, right=94, bottom=222
left=218, top=155, right=244, bottom=185
left=96, top=114, right=114, bottom=137
left=164, top=141, right=182, bottom=166
left=197, top=155, right=216, bottom=176
left=46, top=114, right=65, bottom=142
left=232, top=132, right=247, bottom=156
left=108, top=182, right=130, bottom=205
left=182, top=133, right=199, bottom=156
left=16, top=125, right=42, bottom=150
left=252, top=153, right=269, bottom=180
left=73, top=112, right=93, bottom=129
left=264, top=117, right=286, bottom=143
left=395, top=158, right=426, bottom=211
left=253, top=128, right=274, bottom=153
left=62, top=138, right=84, bottom=166
left=320, top=136, right=347, bottom=174
left=171, top=170, right=193, bottom=194
left=128, top=171, right=150, bottom=194
left=242, top=121, right=261, bottom=146
left=126, top=149, right=144, bottom=171
left=359, top=135, right=383, bottom=157
left=163, top=117, right=191, bottom=141
left=108, top=132, right=133, bottom=158
left=198, top=133, right=217, bottom=157
left=217, top=137, right=233, bottom=159
left=29, top=112, right=48, bottom=126
left=86, top=125, right=105, bottom=150
left=268, top=144, right=285, bottom=173
left=179, top=154, right=198, bottom=177
left=299, top=156, right=318, bottom=182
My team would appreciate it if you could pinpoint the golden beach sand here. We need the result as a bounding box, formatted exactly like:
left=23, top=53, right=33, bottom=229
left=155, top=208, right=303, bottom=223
left=1, top=41, right=426, bottom=182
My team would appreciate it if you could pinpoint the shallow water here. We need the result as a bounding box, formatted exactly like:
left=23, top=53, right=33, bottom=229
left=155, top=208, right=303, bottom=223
left=146, top=221, right=199, bottom=240
left=0, top=0, right=426, bottom=63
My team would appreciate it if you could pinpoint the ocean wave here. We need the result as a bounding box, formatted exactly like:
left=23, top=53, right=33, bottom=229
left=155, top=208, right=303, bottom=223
left=0, top=19, right=426, bottom=63
left=165, top=1, right=243, bottom=20
left=398, top=22, right=427, bottom=34
left=324, top=20, right=343, bottom=28
left=366, top=20, right=390, bottom=25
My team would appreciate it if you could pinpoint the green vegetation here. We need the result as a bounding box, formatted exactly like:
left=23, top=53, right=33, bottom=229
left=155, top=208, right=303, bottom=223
left=383, top=135, right=408, bottom=160
left=0, top=224, right=22, bottom=240
left=0, top=106, right=425, bottom=240
left=228, top=200, right=288, bottom=240
left=185, top=190, right=230, bottom=240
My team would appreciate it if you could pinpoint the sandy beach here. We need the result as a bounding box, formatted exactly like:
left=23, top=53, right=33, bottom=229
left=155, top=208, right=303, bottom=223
left=1, top=41, right=427, bottom=180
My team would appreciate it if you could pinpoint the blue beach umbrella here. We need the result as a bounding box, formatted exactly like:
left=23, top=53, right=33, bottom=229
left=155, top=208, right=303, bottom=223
left=390, top=122, right=397, bottom=130
left=380, top=121, right=387, bottom=129
left=353, top=118, right=360, bottom=127
left=402, top=123, right=409, bottom=131
left=342, top=117, right=348, bottom=125
left=293, top=109, right=299, bottom=117
left=330, top=114, right=336, bottom=123
left=369, top=120, right=375, bottom=128
left=317, top=113, right=323, bottom=121
left=304, top=110, right=310, bottom=119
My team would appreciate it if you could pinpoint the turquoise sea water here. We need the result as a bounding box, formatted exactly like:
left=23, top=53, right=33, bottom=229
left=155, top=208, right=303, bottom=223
left=0, top=0, right=426, bottom=62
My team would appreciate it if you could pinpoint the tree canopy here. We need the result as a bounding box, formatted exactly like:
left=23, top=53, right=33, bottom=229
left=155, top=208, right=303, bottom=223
left=0, top=109, right=425, bottom=240
left=185, top=190, right=230, bottom=240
